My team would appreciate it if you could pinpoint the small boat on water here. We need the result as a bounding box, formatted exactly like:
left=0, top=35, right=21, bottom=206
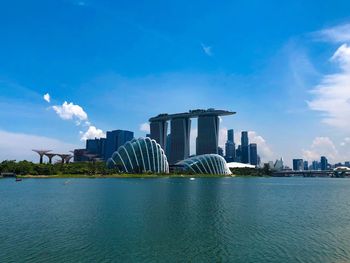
left=15, top=178, right=22, bottom=182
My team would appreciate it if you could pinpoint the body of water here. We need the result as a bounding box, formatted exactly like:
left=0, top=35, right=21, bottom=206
left=1, top=177, right=350, bottom=262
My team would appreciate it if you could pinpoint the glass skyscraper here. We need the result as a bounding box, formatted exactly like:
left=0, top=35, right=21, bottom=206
left=241, top=131, right=250, bottom=164
left=196, top=115, right=220, bottom=155
left=249, top=143, right=258, bottom=165
left=169, top=118, right=191, bottom=164
left=104, top=130, right=134, bottom=161
left=225, top=129, right=235, bottom=162
left=293, top=159, right=303, bottom=171
left=320, top=156, right=328, bottom=171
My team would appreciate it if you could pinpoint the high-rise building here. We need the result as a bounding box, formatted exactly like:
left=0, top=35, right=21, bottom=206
left=149, top=109, right=235, bottom=163
left=196, top=115, right=220, bottom=155
left=227, top=129, right=234, bottom=143
left=293, top=159, right=303, bottom=171
left=241, top=131, right=250, bottom=164
left=169, top=118, right=191, bottom=164
left=311, top=160, right=319, bottom=170
left=303, top=161, right=309, bottom=171
left=150, top=120, right=168, bottom=152
left=218, top=147, right=224, bottom=157
left=225, top=129, right=236, bottom=162
left=249, top=143, right=258, bottom=165
left=86, top=137, right=106, bottom=160
left=236, top=145, right=242, bottom=162
left=320, top=156, right=328, bottom=171
left=104, top=130, right=134, bottom=161
left=225, top=141, right=235, bottom=162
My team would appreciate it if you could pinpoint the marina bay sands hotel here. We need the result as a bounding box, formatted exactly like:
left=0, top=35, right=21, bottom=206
left=149, top=109, right=235, bottom=164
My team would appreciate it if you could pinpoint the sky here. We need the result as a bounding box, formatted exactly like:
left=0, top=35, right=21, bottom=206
left=1, top=0, right=350, bottom=165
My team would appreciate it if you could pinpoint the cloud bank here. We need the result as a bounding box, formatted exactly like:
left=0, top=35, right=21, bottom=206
left=308, top=44, right=350, bottom=130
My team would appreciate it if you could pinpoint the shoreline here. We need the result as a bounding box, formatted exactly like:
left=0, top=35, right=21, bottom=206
left=13, top=174, right=241, bottom=179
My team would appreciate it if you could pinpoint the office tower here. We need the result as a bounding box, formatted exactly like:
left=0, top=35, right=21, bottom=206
left=293, top=159, right=303, bottom=171
left=241, top=131, right=250, bottom=164
left=257, top=155, right=261, bottom=166
left=225, top=129, right=236, bottom=162
left=312, top=160, right=319, bottom=170
left=225, top=141, right=235, bottom=162
left=196, top=115, right=220, bottom=155
left=104, top=130, right=134, bottom=161
left=227, top=129, right=234, bottom=143
left=86, top=137, right=106, bottom=160
left=236, top=145, right=242, bottom=162
left=218, top=147, right=224, bottom=157
left=303, top=161, right=309, bottom=171
left=149, top=120, right=168, bottom=151
left=345, top=161, right=350, bottom=168
left=169, top=118, right=191, bottom=164
left=320, top=156, right=328, bottom=171
left=249, top=143, right=258, bottom=165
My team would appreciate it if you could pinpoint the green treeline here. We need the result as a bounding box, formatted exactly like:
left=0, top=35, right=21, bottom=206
left=0, top=160, right=272, bottom=176
left=0, top=160, right=116, bottom=176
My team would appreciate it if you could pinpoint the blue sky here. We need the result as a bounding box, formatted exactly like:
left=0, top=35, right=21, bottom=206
left=1, top=0, right=350, bottom=164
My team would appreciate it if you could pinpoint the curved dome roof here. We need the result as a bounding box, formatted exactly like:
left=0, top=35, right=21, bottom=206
left=107, top=137, right=169, bottom=174
left=176, top=154, right=231, bottom=175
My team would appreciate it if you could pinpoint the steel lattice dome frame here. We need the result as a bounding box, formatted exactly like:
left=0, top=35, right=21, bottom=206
left=176, top=154, right=232, bottom=175
left=107, top=137, right=169, bottom=173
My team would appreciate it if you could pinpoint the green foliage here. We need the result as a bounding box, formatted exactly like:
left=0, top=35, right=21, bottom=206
left=0, top=160, right=118, bottom=176
left=229, top=167, right=271, bottom=177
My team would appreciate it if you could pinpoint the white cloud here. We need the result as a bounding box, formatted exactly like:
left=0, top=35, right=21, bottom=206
left=80, top=126, right=105, bottom=141
left=201, top=43, right=213, bottom=56
left=248, top=131, right=274, bottom=161
left=51, top=100, right=105, bottom=141
left=218, top=127, right=227, bottom=149
left=0, top=130, right=79, bottom=162
left=316, top=23, right=350, bottom=43
left=43, top=93, right=50, bottom=103
left=308, top=44, right=350, bottom=130
left=302, top=137, right=338, bottom=162
left=139, top=122, right=150, bottom=133
left=52, top=101, right=88, bottom=121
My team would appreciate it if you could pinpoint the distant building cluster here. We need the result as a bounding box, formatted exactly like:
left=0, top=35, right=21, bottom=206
left=290, top=156, right=350, bottom=171
left=224, top=129, right=259, bottom=166
left=74, top=130, right=134, bottom=162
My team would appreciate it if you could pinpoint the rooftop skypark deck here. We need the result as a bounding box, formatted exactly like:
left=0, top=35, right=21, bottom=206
left=149, top=108, right=235, bottom=122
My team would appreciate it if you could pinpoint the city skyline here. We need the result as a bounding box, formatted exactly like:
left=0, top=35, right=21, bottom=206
left=2, top=1, right=350, bottom=165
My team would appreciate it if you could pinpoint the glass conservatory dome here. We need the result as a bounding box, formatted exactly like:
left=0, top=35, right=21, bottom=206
left=107, top=137, right=169, bottom=174
left=176, top=154, right=232, bottom=175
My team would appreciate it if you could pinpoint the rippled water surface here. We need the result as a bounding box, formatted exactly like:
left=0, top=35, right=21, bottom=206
left=1, top=177, right=350, bottom=262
